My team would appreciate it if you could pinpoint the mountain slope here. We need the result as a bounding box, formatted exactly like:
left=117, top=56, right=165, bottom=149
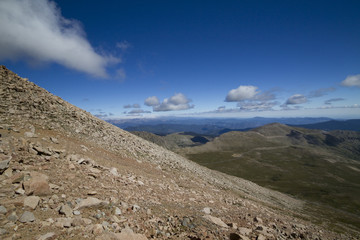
left=182, top=123, right=360, bottom=233
left=0, top=66, right=356, bottom=239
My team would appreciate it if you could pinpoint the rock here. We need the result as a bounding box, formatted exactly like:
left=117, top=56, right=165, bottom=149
left=0, top=228, right=7, bottom=235
left=116, top=227, right=148, bottom=240
left=92, top=224, right=104, bottom=235
left=229, top=233, right=241, bottom=240
left=23, top=172, right=51, bottom=196
left=202, top=207, right=212, bottom=214
left=87, top=190, right=97, bottom=195
left=0, top=205, right=7, bottom=214
left=55, top=217, right=73, bottom=228
left=239, top=227, right=252, bottom=236
left=19, top=211, right=36, bottom=223
left=24, top=196, right=40, bottom=210
left=8, top=212, right=18, bottom=222
left=0, top=158, right=10, bottom=174
left=109, top=167, right=119, bottom=176
left=256, top=234, right=266, bottom=240
left=203, top=215, right=229, bottom=228
left=33, top=145, right=52, bottom=156
left=73, top=210, right=81, bottom=215
left=15, top=187, right=25, bottom=195
left=59, top=204, right=73, bottom=217
left=132, top=204, right=140, bottom=212
left=10, top=172, right=24, bottom=183
left=228, top=222, right=238, bottom=229
left=254, top=217, right=263, bottom=224
left=38, top=232, right=57, bottom=240
left=114, top=207, right=122, bottom=215
left=74, top=197, right=109, bottom=210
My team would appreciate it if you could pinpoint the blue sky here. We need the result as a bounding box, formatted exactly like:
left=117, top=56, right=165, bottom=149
left=1, top=0, right=360, bottom=119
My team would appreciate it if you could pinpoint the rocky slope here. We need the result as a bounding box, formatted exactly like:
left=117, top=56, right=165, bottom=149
left=0, top=65, right=356, bottom=239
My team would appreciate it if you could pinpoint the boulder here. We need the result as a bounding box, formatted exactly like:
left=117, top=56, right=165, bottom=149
left=23, top=172, right=51, bottom=196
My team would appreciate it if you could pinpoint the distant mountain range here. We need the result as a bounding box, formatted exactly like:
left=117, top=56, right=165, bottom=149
left=108, top=117, right=336, bottom=136
left=292, top=119, right=360, bottom=131
left=108, top=117, right=360, bottom=136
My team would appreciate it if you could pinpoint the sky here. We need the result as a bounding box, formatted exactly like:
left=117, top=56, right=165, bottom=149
left=0, top=0, right=360, bottom=119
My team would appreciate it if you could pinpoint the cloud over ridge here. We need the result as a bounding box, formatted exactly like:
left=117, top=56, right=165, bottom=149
left=0, top=0, right=119, bottom=77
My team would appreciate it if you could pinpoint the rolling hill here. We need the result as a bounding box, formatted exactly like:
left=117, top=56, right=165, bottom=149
left=180, top=123, right=360, bottom=232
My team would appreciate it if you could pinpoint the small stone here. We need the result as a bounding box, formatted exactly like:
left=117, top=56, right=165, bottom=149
left=38, top=232, right=56, bottom=240
left=228, top=222, right=238, bottom=229
left=257, top=234, right=266, bottom=240
left=203, top=215, right=228, bottom=228
left=24, top=196, right=40, bottom=210
left=73, top=210, right=81, bottom=215
left=239, top=227, right=252, bottom=236
left=15, top=188, right=25, bottom=195
left=254, top=217, right=263, bottom=224
left=19, top=211, right=36, bottom=223
left=0, top=158, right=10, bottom=174
left=109, top=167, right=118, bottom=176
left=55, top=218, right=73, bottom=228
left=8, top=212, right=18, bottom=222
left=87, top=190, right=97, bottom=195
left=114, top=207, right=122, bottom=215
left=59, top=204, right=73, bottom=217
left=0, top=228, right=7, bottom=235
left=132, top=204, right=140, bottom=212
left=74, top=197, right=108, bottom=210
left=202, top=207, right=212, bottom=214
left=92, top=224, right=104, bottom=235
left=69, top=163, right=76, bottom=170
left=0, top=205, right=7, bottom=214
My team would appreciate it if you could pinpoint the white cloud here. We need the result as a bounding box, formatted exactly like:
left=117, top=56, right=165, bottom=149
left=285, top=94, right=307, bottom=105
left=341, top=74, right=360, bottom=87
left=144, top=96, right=160, bottom=106
left=116, top=40, right=131, bottom=51
left=0, top=0, right=120, bottom=78
left=225, top=85, right=259, bottom=102
left=146, top=93, right=194, bottom=112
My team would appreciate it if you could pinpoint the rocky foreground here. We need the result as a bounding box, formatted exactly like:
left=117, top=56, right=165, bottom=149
left=0, top=65, right=357, bottom=239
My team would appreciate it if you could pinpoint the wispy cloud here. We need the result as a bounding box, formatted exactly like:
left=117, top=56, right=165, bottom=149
left=237, top=101, right=278, bottom=111
left=341, top=74, right=360, bottom=87
left=128, top=109, right=151, bottom=114
left=324, top=98, right=345, bottom=105
left=308, top=87, right=335, bottom=98
left=0, top=0, right=120, bottom=78
left=116, top=40, right=131, bottom=51
left=285, top=94, right=307, bottom=105
left=124, top=104, right=141, bottom=109
left=145, top=93, right=194, bottom=112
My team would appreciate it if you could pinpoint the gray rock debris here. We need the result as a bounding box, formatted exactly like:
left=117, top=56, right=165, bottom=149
left=0, top=205, right=7, bottom=214
left=19, top=211, right=36, bottom=223
left=0, top=158, right=10, bottom=174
